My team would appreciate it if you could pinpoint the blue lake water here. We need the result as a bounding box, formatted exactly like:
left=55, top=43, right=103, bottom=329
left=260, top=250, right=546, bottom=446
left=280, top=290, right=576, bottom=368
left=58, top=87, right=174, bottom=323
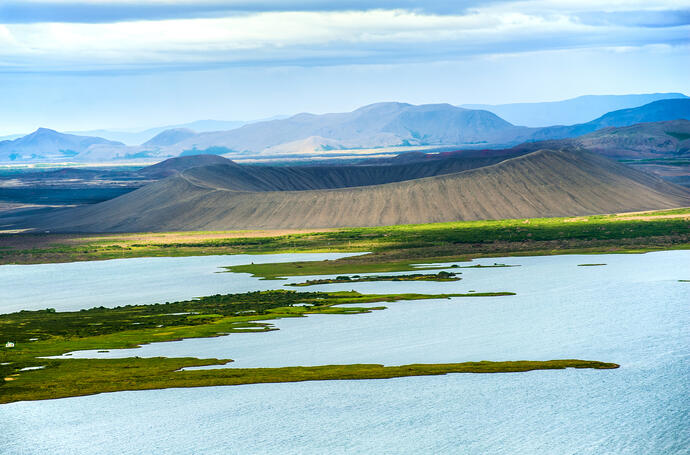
left=1, top=250, right=689, bottom=454
left=0, top=252, right=361, bottom=314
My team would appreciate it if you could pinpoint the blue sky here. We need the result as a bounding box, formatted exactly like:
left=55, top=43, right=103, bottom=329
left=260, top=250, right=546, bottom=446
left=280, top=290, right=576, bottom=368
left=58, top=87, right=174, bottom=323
left=0, top=1, right=688, bottom=135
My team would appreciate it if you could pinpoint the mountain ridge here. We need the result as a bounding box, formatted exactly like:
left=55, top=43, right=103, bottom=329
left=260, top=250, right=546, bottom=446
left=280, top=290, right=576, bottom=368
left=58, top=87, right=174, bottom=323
left=462, top=93, right=688, bottom=127
left=529, top=99, right=690, bottom=141
left=0, top=128, right=124, bottom=162
left=3, top=96, right=689, bottom=164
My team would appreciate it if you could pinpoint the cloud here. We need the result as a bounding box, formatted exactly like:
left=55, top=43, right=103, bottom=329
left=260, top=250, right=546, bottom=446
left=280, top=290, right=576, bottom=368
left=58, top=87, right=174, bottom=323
left=2, top=1, right=689, bottom=23
left=576, top=10, right=690, bottom=28
left=0, top=4, right=688, bottom=73
left=0, top=1, right=485, bottom=23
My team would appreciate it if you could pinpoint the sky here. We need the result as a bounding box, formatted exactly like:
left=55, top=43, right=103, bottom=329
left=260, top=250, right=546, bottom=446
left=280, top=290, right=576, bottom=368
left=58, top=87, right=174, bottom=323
left=0, top=1, right=688, bottom=135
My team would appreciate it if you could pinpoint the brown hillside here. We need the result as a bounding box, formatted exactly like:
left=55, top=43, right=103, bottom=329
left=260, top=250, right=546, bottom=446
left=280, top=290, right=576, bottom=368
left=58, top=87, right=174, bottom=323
left=505, top=119, right=690, bottom=160
left=19, top=148, right=690, bottom=232
left=177, top=154, right=520, bottom=192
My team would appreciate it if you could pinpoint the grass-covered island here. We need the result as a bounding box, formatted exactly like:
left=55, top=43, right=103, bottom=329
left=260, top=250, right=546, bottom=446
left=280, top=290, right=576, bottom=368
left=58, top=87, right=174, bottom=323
left=287, top=271, right=460, bottom=286
left=0, top=289, right=618, bottom=404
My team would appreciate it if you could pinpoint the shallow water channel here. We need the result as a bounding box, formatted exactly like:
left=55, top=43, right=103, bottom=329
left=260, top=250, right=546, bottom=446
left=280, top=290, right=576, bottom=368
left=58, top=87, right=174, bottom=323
left=1, top=250, right=689, bottom=454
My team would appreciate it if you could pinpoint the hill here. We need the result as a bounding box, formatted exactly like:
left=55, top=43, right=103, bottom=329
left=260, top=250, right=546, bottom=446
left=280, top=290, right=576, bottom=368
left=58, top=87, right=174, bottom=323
left=571, top=119, right=690, bottom=160
left=137, top=154, right=237, bottom=178
left=67, top=118, right=288, bottom=146
left=0, top=128, right=124, bottom=162
left=168, top=102, right=532, bottom=155
left=436, top=120, right=690, bottom=187
left=531, top=99, right=690, bottom=141
left=462, top=93, right=687, bottom=127
left=19, top=149, right=690, bottom=232
left=162, top=152, right=525, bottom=192
left=142, top=128, right=198, bottom=147
left=474, top=119, right=690, bottom=160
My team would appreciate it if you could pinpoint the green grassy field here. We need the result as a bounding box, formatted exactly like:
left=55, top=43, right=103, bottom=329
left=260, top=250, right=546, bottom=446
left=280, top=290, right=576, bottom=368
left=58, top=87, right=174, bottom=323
left=1, top=207, right=689, bottom=266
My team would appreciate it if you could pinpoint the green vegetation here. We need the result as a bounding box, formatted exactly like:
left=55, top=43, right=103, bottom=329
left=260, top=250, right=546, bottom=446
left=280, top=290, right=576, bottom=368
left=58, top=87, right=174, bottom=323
left=0, top=290, right=519, bottom=403
left=1, top=290, right=483, bottom=344
left=223, top=210, right=690, bottom=279
left=578, top=263, right=606, bottom=266
left=619, top=158, right=690, bottom=165
left=235, top=258, right=455, bottom=280
left=287, top=271, right=460, bottom=286
left=1, top=207, right=689, bottom=266
left=0, top=359, right=618, bottom=404
left=666, top=131, right=690, bottom=141
left=4, top=210, right=672, bottom=404
left=455, top=263, right=519, bottom=268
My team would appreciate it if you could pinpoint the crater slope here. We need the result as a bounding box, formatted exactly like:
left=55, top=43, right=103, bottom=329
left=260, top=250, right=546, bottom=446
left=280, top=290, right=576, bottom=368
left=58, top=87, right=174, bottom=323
left=20, top=148, right=690, bottom=232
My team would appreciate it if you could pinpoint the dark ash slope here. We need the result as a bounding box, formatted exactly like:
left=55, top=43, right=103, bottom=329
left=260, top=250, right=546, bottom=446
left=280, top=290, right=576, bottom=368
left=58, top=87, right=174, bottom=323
left=20, top=149, right=690, bottom=232
left=176, top=153, right=522, bottom=192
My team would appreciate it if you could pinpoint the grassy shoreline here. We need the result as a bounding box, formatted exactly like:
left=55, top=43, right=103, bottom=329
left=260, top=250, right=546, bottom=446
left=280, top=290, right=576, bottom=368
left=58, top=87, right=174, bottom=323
left=225, top=244, right=687, bottom=279
left=0, top=208, right=688, bottom=266
left=1, top=359, right=619, bottom=404
left=1, top=290, right=524, bottom=403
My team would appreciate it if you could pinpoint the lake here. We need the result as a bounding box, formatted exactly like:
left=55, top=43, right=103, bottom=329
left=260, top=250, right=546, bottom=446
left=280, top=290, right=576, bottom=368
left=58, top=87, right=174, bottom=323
left=1, top=250, right=689, bottom=454
left=0, top=252, right=361, bottom=314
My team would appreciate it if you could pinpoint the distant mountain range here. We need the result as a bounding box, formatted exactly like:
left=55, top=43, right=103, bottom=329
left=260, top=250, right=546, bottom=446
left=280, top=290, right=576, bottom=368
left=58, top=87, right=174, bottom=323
left=0, top=128, right=123, bottom=162
left=63, top=117, right=290, bottom=146
left=526, top=99, right=690, bottom=142
left=142, top=128, right=198, bottom=148
left=163, top=102, right=533, bottom=155
left=1, top=95, right=689, bottom=164
left=0, top=121, right=248, bottom=145
left=462, top=93, right=688, bottom=127
left=513, top=119, right=690, bottom=160
left=65, top=120, right=246, bottom=146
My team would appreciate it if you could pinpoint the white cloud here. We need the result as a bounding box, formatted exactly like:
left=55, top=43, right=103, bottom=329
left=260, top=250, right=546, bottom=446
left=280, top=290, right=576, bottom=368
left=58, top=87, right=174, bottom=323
left=14, top=0, right=690, bottom=8
left=478, top=0, right=690, bottom=13
left=0, top=5, right=687, bottom=71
